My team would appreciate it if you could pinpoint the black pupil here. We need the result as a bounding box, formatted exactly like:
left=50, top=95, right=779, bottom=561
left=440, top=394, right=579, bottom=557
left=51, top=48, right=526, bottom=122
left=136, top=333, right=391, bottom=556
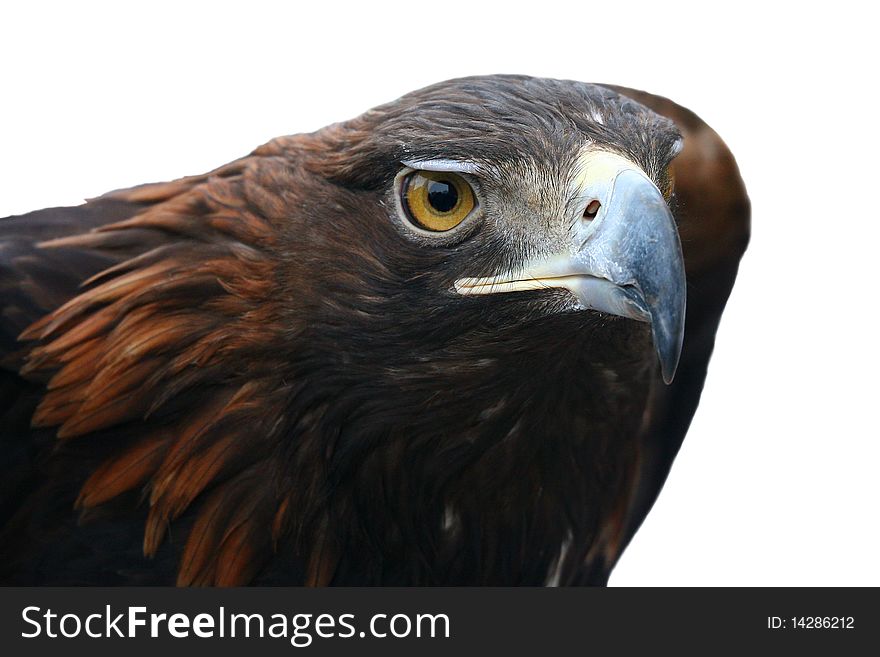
left=426, top=180, right=458, bottom=213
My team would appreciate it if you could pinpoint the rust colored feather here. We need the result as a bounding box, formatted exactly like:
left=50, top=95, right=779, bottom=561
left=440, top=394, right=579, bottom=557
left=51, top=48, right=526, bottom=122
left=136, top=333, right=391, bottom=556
left=108, top=159, right=246, bottom=205
left=77, top=435, right=172, bottom=508
left=41, top=334, right=104, bottom=383
left=21, top=261, right=180, bottom=343
left=14, top=145, right=292, bottom=586
left=213, top=520, right=269, bottom=587
left=112, top=179, right=206, bottom=204
left=177, top=489, right=230, bottom=586
left=147, top=391, right=241, bottom=497
left=272, top=495, right=293, bottom=548
left=146, top=389, right=276, bottom=525
left=103, top=311, right=214, bottom=366
left=31, top=392, right=83, bottom=428
left=177, top=470, right=276, bottom=586
left=305, top=519, right=339, bottom=587
left=79, top=243, right=190, bottom=288
left=143, top=394, right=246, bottom=555
left=26, top=304, right=120, bottom=366
left=57, top=358, right=163, bottom=438
left=149, top=434, right=241, bottom=523
left=45, top=359, right=96, bottom=392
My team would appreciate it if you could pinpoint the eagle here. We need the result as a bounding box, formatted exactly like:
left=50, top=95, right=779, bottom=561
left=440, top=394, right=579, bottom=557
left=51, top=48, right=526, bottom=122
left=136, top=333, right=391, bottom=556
left=0, top=75, right=749, bottom=585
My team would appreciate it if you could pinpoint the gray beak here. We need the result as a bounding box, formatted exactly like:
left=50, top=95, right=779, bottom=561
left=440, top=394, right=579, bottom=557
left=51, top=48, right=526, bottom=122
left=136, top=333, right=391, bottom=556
left=455, top=150, right=686, bottom=384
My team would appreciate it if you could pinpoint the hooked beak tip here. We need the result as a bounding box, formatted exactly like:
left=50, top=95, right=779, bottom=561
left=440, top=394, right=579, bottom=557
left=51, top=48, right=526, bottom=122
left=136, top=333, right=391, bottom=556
left=654, top=317, right=684, bottom=384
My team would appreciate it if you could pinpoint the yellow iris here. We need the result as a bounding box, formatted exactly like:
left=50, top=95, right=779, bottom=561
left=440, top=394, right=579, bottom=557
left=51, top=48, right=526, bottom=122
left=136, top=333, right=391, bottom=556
left=401, top=171, right=476, bottom=232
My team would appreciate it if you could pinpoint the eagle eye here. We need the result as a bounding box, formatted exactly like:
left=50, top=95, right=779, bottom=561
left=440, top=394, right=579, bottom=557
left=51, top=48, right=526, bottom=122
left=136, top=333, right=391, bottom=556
left=400, top=171, right=476, bottom=232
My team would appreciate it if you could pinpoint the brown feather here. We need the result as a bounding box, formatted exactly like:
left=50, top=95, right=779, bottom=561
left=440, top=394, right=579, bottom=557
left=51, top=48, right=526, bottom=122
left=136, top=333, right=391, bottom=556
left=213, top=521, right=267, bottom=587
left=305, top=518, right=339, bottom=587
left=77, top=435, right=172, bottom=508
left=57, top=358, right=163, bottom=438
left=31, top=392, right=83, bottom=428
left=45, top=339, right=103, bottom=390
left=177, top=470, right=276, bottom=587
left=177, top=489, right=230, bottom=586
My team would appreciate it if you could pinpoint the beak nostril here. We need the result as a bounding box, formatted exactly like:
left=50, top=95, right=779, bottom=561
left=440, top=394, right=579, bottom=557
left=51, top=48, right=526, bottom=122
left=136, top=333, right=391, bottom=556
left=583, top=200, right=601, bottom=221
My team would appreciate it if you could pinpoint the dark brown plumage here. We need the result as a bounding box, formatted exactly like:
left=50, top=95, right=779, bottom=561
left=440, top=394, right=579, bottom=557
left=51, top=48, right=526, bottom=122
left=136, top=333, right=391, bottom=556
left=0, top=75, right=748, bottom=585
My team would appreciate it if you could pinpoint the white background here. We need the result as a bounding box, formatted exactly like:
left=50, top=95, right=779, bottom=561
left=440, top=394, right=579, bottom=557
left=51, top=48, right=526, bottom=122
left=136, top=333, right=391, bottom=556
left=1, top=1, right=877, bottom=585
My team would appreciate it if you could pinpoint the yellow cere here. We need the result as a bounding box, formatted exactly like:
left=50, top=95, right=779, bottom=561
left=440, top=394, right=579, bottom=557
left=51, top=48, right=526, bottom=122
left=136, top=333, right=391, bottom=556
left=402, top=171, right=475, bottom=232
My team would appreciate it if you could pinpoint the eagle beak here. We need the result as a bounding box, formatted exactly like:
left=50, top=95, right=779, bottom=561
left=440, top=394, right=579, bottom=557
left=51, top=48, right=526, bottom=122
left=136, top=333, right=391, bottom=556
left=455, top=151, right=686, bottom=383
